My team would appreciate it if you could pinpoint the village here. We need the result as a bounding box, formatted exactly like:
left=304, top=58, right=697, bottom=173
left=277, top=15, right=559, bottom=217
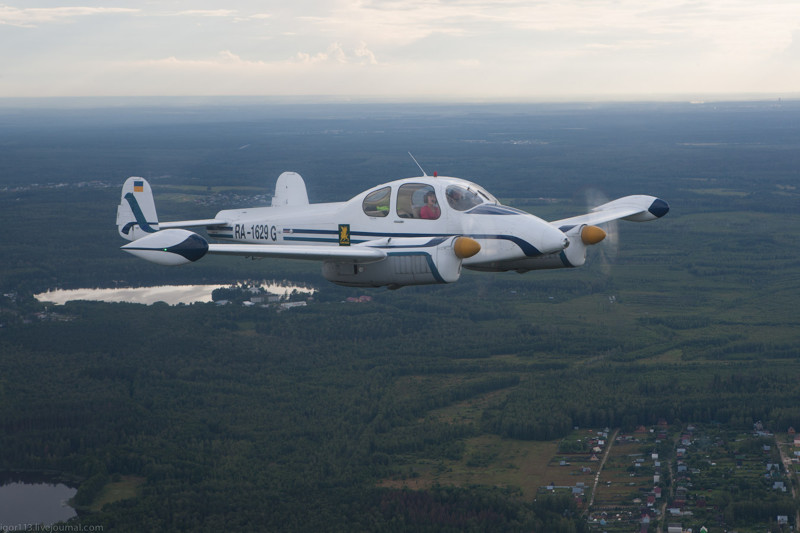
left=540, top=422, right=798, bottom=532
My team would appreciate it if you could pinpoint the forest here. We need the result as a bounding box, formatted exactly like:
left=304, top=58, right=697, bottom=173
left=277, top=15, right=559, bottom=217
left=0, top=99, right=798, bottom=531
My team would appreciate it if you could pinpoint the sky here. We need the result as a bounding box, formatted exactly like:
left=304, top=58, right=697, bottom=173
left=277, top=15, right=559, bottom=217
left=1, top=0, right=799, bottom=101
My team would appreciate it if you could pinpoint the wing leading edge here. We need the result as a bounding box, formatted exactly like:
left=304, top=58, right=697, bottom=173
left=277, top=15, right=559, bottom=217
left=206, top=243, right=386, bottom=262
left=550, top=195, right=669, bottom=230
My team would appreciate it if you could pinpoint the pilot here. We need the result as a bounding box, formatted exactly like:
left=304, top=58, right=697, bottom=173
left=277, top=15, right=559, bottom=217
left=419, top=192, right=440, bottom=220
left=446, top=187, right=465, bottom=210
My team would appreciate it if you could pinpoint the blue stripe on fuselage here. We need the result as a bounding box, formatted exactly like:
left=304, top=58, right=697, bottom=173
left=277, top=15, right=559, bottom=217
left=290, top=229, right=541, bottom=256
left=215, top=227, right=544, bottom=257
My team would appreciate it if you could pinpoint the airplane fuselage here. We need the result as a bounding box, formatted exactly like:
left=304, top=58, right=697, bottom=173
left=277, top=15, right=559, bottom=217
left=206, top=176, right=570, bottom=271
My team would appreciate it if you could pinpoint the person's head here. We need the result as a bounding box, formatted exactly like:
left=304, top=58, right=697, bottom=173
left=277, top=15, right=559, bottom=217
left=425, top=192, right=436, bottom=204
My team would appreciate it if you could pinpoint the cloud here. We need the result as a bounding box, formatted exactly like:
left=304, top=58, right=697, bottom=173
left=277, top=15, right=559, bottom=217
left=132, top=50, right=264, bottom=69
left=132, top=44, right=378, bottom=71
left=294, top=42, right=379, bottom=65
left=309, top=0, right=800, bottom=61
left=172, top=10, right=239, bottom=18
left=354, top=42, right=378, bottom=65
left=131, top=42, right=379, bottom=70
left=1, top=0, right=798, bottom=98
left=0, top=5, right=138, bottom=28
left=294, top=43, right=347, bottom=64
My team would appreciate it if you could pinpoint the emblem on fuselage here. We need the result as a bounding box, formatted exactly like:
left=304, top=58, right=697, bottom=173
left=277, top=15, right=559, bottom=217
left=338, top=224, right=350, bottom=246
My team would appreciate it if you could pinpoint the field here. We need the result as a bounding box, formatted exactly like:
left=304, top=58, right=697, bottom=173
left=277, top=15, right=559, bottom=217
left=1, top=100, right=799, bottom=531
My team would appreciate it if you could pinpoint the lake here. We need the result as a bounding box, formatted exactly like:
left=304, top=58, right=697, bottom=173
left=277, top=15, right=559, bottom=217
left=34, top=282, right=314, bottom=306
left=0, top=482, right=77, bottom=526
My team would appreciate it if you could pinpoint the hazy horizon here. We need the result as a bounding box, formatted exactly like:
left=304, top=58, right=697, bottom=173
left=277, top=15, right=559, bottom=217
left=0, top=93, right=797, bottom=111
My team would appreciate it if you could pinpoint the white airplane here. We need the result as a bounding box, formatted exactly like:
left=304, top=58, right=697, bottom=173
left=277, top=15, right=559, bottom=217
left=117, top=170, right=668, bottom=289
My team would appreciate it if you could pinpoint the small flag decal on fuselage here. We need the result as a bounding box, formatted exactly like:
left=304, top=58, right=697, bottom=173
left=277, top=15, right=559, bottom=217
left=133, top=181, right=144, bottom=192
left=338, top=224, right=350, bottom=246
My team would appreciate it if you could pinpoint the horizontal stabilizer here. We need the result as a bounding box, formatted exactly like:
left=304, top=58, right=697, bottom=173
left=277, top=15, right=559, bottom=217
left=121, top=229, right=209, bottom=266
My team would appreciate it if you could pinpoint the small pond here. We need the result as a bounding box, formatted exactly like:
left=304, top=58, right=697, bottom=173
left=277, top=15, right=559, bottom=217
left=0, top=481, right=77, bottom=526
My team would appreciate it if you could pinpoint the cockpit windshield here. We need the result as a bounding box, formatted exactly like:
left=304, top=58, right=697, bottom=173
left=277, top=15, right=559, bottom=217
left=445, top=184, right=497, bottom=211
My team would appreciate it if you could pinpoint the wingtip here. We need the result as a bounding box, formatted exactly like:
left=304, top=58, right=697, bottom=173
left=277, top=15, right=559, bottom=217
left=648, top=198, right=670, bottom=218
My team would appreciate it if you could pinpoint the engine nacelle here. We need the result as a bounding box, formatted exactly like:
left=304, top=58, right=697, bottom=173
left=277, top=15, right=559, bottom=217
left=322, top=236, right=470, bottom=289
left=470, top=224, right=605, bottom=272
left=514, top=224, right=591, bottom=270
left=120, top=229, right=209, bottom=266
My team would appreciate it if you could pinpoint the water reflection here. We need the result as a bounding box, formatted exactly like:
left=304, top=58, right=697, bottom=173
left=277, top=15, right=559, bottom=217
left=0, top=482, right=77, bottom=526
left=35, top=282, right=314, bottom=306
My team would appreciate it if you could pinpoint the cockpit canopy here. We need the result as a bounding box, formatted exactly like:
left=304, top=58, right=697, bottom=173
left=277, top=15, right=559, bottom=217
left=444, top=184, right=497, bottom=211
left=361, top=178, right=498, bottom=219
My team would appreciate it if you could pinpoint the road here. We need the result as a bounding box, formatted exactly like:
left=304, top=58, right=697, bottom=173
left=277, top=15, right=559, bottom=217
left=585, top=428, right=619, bottom=510
left=776, top=434, right=799, bottom=528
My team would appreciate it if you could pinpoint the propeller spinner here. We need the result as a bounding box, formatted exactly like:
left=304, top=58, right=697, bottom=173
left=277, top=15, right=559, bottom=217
left=580, top=225, right=606, bottom=245
left=454, top=236, right=481, bottom=259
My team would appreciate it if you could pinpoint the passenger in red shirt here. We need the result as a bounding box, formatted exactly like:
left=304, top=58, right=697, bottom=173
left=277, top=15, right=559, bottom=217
left=420, top=192, right=440, bottom=219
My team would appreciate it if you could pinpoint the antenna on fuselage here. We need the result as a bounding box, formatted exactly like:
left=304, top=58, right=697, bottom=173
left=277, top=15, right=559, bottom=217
left=408, top=152, right=429, bottom=177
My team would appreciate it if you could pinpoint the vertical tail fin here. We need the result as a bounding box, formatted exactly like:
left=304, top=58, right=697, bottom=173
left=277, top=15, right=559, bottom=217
left=271, top=172, right=309, bottom=207
left=117, top=177, right=159, bottom=241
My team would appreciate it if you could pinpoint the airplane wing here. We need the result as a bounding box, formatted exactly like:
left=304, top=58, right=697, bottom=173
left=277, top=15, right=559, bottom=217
left=159, top=219, right=229, bottom=229
left=550, top=195, right=669, bottom=229
left=120, top=229, right=387, bottom=266
left=206, top=243, right=386, bottom=262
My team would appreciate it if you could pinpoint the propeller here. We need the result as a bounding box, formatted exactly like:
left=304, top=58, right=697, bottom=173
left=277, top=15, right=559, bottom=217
left=584, top=188, right=619, bottom=274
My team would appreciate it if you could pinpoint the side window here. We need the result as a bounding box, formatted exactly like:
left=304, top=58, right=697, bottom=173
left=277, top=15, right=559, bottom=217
left=397, top=184, right=439, bottom=219
left=362, top=186, right=391, bottom=217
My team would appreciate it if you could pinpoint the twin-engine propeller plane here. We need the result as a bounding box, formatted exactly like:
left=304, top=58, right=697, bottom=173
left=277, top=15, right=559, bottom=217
left=117, top=170, right=668, bottom=289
